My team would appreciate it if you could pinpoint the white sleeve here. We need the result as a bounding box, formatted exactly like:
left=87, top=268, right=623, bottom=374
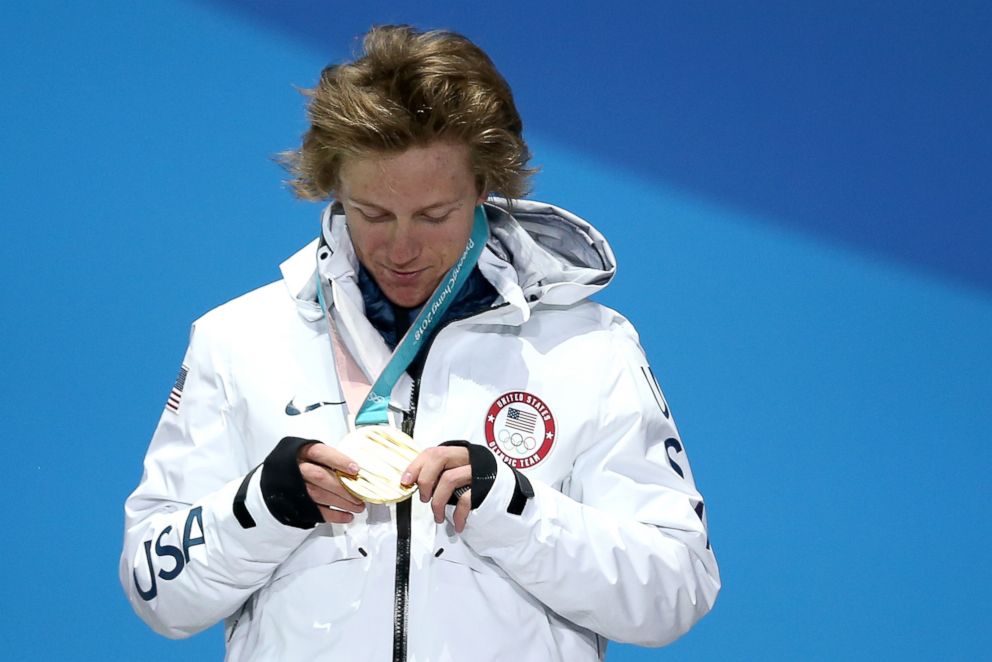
left=119, top=321, right=311, bottom=638
left=459, top=323, right=720, bottom=646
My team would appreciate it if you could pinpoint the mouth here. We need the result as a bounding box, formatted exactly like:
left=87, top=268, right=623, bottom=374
left=384, top=267, right=426, bottom=283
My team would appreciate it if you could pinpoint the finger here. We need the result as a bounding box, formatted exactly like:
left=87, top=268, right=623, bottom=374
left=410, top=447, right=469, bottom=502
left=411, top=449, right=448, bottom=502
left=299, top=460, right=358, bottom=496
left=402, top=446, right=471, bottom=488
left=431, top=465, right=471, bottom=523
left=305, top=482, right=366, bottom=513
left=317, top=505, right=355, bottom=524
left=452, top=493, right=472, bottom=533
left=400, top=452, right=426, bottom=489
left=299, top=442, right=360, bottom=475
left=299, top=462, right=364, bottom=507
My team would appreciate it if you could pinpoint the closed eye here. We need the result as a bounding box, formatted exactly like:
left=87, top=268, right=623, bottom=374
left=420, top=211, right=451, bottom=223
left=356, top=208, right=391, bottom=222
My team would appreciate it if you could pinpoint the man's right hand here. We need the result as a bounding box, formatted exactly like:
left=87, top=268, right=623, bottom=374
left=297, top=442, right=367, bottom=523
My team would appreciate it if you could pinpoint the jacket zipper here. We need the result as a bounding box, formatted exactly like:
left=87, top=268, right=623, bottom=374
left=392, top=377, right=420, bottom=662
left=390, top=302, right=508, bottom=662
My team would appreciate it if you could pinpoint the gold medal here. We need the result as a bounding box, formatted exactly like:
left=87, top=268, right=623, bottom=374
left=336, top=425, right=420, bottom=504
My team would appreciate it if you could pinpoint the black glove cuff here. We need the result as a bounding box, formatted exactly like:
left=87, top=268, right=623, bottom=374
left=260, top=436, right=323, bottom=529
left=439, top=441, right=497, bottom=509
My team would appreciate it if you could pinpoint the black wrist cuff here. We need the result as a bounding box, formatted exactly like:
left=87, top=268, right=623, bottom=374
left=260, top=436, right=323, bottom=529
left=439, top=441, right=497, bottom=509
left=233, top=464, right=261, bottom=529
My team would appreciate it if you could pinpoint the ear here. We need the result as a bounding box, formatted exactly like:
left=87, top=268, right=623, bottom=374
left=475, top=186, right=489, bottom=205
left=474, top=169, right=489, bottom=203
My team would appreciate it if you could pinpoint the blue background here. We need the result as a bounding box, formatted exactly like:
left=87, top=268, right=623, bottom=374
left=1, top=1, right=989, bottom=659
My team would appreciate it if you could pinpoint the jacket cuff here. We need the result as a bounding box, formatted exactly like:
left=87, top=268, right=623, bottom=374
left=459, top=458, right=544, bottom=552
left=438, top=440, right=498, bottom=508
left=220, top=468, right=313, bottom=553
left=461, top=446, right=534, bottom=520
left=255, top=437, right=323, bottom=529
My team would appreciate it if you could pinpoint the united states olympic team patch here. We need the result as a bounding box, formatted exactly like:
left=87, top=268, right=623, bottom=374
left=484, top=391, right=556, bottom=469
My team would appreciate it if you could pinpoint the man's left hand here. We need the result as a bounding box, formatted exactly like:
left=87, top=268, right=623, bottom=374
left=402, top=446, right=472, bottom=532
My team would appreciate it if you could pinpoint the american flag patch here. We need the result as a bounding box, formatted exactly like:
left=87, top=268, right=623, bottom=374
left=505, top=407, right=537, bottom=433
left=166, top=364, right=189, bottom=413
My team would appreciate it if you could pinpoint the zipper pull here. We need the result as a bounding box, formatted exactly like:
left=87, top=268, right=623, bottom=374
left=402, top=378, right=421, bottom=436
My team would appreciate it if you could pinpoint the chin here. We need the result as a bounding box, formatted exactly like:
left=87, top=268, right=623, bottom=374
left=384, top=289, right=430, bottom=309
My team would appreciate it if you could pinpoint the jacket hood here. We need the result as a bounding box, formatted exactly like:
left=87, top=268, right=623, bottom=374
left=482, top=198, right=616, bottom=306
left=279, top=198, right=617, bottom=324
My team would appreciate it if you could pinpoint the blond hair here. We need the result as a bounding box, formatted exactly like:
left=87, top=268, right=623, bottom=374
left=282, top=25, right=534, bottom=201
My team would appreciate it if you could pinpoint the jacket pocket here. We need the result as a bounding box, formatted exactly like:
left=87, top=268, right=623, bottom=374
left=269, top=522, right=368, bottom=584
left=432, top=521, right=509, bottom=578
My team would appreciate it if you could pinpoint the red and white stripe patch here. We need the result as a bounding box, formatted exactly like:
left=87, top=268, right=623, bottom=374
left=166, top=364, right=189, bottom=413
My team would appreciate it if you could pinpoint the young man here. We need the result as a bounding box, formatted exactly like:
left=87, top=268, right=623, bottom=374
left=121, top=25, right=719, bottom=661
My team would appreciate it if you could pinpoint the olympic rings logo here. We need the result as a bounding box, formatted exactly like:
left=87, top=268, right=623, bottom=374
left=497, top=428, right=537, bottom=453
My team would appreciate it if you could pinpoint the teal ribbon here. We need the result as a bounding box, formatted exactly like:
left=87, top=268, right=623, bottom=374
left=316, top=205, right=490, bottom=426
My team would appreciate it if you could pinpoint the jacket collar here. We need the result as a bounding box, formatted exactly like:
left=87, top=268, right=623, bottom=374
left=278, top=198, right=617, bottom=328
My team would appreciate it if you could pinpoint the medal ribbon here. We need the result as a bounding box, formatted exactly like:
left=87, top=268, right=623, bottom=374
left=316, top=205, right=489, bottom=427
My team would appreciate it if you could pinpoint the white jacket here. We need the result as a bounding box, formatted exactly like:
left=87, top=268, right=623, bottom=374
left=120, top=199, right=720, bottom=661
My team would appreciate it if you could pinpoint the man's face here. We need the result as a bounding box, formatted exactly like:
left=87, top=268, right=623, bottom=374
left=338, top=141, right=483, bottom=308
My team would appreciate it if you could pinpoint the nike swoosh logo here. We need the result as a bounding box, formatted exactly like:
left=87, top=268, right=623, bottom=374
left=285, top=398, right=346, bottom=416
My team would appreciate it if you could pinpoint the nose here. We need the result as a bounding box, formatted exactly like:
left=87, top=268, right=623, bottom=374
left=386, top=218, right=421, bottom=267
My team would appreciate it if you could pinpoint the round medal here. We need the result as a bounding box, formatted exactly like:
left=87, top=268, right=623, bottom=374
left=336, top=425, right=420, bottom=504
